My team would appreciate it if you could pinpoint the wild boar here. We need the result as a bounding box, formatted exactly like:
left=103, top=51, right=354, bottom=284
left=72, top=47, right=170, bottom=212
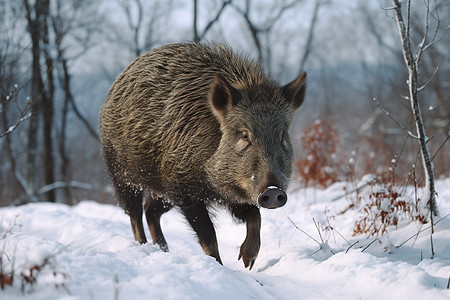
left=99, top=43, right=306, bottom=270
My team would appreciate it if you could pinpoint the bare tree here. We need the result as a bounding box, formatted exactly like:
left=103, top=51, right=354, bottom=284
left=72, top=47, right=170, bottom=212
left=98, top=0, right=175, bottom=82
left=41, top=0, right=57, bottom=203
left=390, top=0, right=442, bottom=219
left=118, top=0, right=145, bottom=56
left=231, top=0, right=302, bottom=71
left=51, top=0, right=101, bottom=203
left=298, top=0, right=324, bottom=73
left=193, top=0, right=232, bottom=42
left=113, top=0, right=174, bottom=57
left=1, top=0, right=32, bottom=204
left=23, top=0, right=49, bottom=202
left=2, top=0, right=103, bottom=204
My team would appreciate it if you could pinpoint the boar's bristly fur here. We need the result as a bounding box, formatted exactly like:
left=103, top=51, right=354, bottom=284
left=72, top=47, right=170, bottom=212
left=99, top=43, right=306, bottom=270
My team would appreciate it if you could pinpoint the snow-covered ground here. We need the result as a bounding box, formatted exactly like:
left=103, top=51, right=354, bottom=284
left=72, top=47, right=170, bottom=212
left=1, top=178, right=450, bottom=299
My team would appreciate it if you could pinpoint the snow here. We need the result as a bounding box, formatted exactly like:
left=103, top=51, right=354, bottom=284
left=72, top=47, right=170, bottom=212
left=1, top=179, right=450, bottom=299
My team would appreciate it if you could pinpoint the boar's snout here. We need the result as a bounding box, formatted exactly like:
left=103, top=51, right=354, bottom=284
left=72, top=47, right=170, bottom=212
left=258, top=186, right=287, bottom=209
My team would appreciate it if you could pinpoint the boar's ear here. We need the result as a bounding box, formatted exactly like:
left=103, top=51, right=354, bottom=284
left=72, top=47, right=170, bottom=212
left=208, top=73, right=240, bottom=121
left=282, top=71, right=307, bottom=111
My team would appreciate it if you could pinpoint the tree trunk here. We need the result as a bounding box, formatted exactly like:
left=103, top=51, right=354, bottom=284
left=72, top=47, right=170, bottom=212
left=59, top=58, right=73, bottom=204
left=392, top=0, right=438, bottom=219
left=41, top=0, right=56, bottom=202
left=24, top=0, right=46, bottom=202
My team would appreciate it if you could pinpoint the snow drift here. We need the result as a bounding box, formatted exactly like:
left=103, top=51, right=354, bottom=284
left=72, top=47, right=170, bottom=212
left=1, top=179, right=450, bottom=299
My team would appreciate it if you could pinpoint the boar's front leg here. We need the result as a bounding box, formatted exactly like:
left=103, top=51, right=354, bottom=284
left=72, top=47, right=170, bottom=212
left=231, top=204, right=261, bottom=270
left=180, top=201, right=222, bottom=265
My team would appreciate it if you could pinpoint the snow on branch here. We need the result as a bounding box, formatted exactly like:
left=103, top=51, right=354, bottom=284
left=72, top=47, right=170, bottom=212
left=0, top=92, right=33, bottom=139
left=38, top=181, right=93, bottom=196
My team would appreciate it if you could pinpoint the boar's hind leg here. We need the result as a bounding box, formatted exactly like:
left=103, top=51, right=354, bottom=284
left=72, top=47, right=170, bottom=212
left=116, top=185, right=147, bottom=244
left=180, top=201, right=222, bottom=265
left=103, top=144, right=146, bottom=244
left=231, top=204, right=261, bottom=270
left=144, top=196, right=172, bottom=252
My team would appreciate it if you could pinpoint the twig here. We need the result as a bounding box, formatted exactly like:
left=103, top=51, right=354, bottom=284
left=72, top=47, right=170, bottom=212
left=334, top=228, right=351, bottom=247
left=0, top=101, right=33, bottom=138
left=346, top=241, right=359, bottom=253
left=197, top=0, right=232, bottom=41
left=395, top=213, right=449, bottom=248
left=418, top=65, right=439, bottom=92
left=430, top=232, right=434, bottom=258
left=372, top=97, right=418, bottom=139
left=430, top=133, right=450, bottom=162
left=361, top=238, right=379, bottom=252
left=287, top=216, right=321, bottom=246
left=418, top=0, right=447, bottom=57
left=313, top=218, right=324, bottom=244
left=415, top=0, right=429, bottom=65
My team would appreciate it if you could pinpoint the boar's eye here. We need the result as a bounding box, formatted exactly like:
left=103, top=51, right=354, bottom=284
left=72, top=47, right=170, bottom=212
left=236, top=130, right=251, bottom=152
left=241, top=130, right=250, bottom=142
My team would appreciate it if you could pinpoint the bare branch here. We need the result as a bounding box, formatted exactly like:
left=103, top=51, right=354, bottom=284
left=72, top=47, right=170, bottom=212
left=38, top=181, right=93, bottom=195
left=419, top=1, right=445, bottom=54
left=287, top=216, right=321, bottom=246
left=430, top=130, right=450, bottom=162
left=373, top=97, right=419, bottom=139
left=119, top=0, right=144, bottom=56
left=0, top=111, right=32, bottom=138
left=395, top=213, right=449, bottom=248
left=360, top=4, right=397, bottom=55
left=0, top=95, right=33, bottom=138
left=232, top=0, right=262, bottom=61
left=231, top=0, right=303, bottom=63
left=346, top=241, right=359, bottom=253
left=416, top=0, right=430, bottom=66
left=381, top=6, right=396, bottom=11
left=263, top=0, right=302, bottom=31
left=69, top=95, right=100, bottom=142
left=418, top=65, right=439, bottom=92
left=198, top=0, right=232, bottom=41
left=299, top=0, right=322, bottom=72
left=194, top=0, right=232, bottom=42
left=361, top=238, right=379, bottom=252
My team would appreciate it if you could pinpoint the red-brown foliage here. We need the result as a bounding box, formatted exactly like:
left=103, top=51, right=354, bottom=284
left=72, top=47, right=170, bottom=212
left=295, top=120, right=346, bottom=188
left=353, top=178, right=423, bottom=237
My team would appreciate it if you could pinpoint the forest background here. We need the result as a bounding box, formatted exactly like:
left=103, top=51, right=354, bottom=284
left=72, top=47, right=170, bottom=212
left=1, top=0, right=449, bottom=206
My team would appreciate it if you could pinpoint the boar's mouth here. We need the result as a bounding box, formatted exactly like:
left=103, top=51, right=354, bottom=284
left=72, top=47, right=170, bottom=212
left=258, top=186, right=287, bottom=209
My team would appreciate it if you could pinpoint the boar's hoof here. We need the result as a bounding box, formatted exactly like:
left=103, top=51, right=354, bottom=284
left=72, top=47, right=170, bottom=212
left=258, top=187, right=287, bottom=209
left=238, top=245, right=258, bottom=270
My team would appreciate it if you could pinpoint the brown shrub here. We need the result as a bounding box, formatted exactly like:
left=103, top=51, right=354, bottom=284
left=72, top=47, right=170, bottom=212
left=295, top=120, right=346, bottom=188
left=352, top=176, right=424, bottom=237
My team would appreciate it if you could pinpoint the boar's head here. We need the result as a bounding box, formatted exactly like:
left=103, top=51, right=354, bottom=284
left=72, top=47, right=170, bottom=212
left=205, top=72, right=306, bottom=208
